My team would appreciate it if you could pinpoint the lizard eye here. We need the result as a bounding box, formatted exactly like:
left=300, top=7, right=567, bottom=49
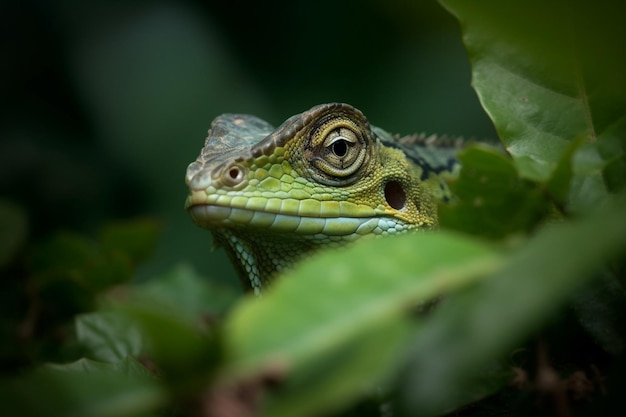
left=330, top=136, right=349, bottom=157
left=323, top=128, right=360, bottom=164
left=311, top=126, right=368, bottom=179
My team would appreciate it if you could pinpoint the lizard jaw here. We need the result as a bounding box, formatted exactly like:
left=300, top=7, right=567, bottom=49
left=187, top=204, right=398, bottom=237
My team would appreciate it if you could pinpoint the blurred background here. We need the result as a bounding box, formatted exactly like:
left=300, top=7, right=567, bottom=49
left=1, top=0, right=495, bottom=290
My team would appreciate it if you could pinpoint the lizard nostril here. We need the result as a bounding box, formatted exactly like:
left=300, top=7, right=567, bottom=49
left=384, top=180, right=406, bottom=210
left=229, top=167, right=240, bottom=179
left=222, top=164, right=246, bottom=186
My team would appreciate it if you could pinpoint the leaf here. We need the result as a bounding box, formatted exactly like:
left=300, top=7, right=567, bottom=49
left=1, top=357, right=165, bottom=417
left=571, top=271, right=626, bottom=356
left=46, top=356, right=154, bottom=379
left=262, top=319, right=414, bottom=417
left=87, top=264, right=228, bottom=382
left=114, top=304, right=222, bottom=383
left=546, top=136, right=585, bottom=207
left=27, top=231, right=131, bottom=291
left=28, top=232, right=98, bottom=279
left=133, top=263, right=238, bottom=320
left=440, top=0, right=626, bottom=208
left=99, top=218, right=161, bottom=264
left=82, top=252, right=134, bottom=290
left=439, top=144, right=551, bottom=237
left=223, top=232, right=502, bottom=417
left=76, top=311, right=144, bottom=362
left=402, top=195, right=626, bottom=415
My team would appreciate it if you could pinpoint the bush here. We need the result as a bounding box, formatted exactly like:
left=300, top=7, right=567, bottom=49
left=1, top=1, right=625, bottom=416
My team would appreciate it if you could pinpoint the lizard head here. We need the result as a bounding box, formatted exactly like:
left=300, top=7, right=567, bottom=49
left=185, top=103, right=452, bottom=291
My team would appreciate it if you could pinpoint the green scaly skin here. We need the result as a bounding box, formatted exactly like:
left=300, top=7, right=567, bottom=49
left=185, top=103, right=460, bottom=293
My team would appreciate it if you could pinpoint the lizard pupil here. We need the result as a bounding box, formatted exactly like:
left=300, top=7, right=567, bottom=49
left=332, top=139, right=348, bottom=157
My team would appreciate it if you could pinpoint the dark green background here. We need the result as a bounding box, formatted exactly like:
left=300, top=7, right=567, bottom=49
left=1, top=0, right=495, bottom=288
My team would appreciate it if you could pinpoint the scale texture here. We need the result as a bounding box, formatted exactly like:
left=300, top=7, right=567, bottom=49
left=185, top=103, right=460, bottom=293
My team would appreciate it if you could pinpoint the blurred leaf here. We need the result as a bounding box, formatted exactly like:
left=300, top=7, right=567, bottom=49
left=82, top=252, right=133, bottom=291
left=116, top=304, right=222, bottom=384
left=223, top=232, right=502, bottom=417
left=571, top=271, right=626, bottom=356
left=440, top=0, right=626, bottom=209
left=439, top=145, right=551, bottom=237
left=81, top=264, right=230, bottom=385
left=26, top=233, right=98, bottom=319
left=597, top=131, right=626, bottom=193
left=99, top=219, right=161, bottom=264
left=401, top=359, right=512, bottom=417
left=28, top=232, right=98, bottom=279
left=1, top=357, right=164, bottom=417
left=546, top=136, right=585, bottom=207
left=402, top=195, right=626, bottom=415
left=133, top=263, right=238, bottom=320
left=27, top=231, right=133, bottom=317
left=263, top=319, right=414, bottom=417
left=0, top=199, right=28, bottom=267
left=46, top=356, right=154, bottom=379
left=26, top=221, right=161, bottom=308
left=76, top=311, right=144, bottom=363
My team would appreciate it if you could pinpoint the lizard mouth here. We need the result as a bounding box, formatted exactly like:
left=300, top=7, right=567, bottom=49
left=186, top=188, right=414, bottom=237
left=187, top=204, right=386, bottom=237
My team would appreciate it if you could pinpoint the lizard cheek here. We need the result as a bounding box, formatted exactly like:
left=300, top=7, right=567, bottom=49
left=384, top=180, right=406, bottom=210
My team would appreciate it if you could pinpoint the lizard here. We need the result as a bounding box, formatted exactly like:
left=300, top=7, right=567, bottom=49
left=185, top=103, right=460, bottom=294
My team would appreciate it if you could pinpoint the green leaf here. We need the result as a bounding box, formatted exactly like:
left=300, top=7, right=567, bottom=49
left=546, top=136, right=585, bottom=207
left=571, top=271, right=626, bottom=356
left=99, top=218, right=161, bottom=264
left=439, top=145, right=551, bottom=237
left=115, top=304, right=222, bottom=383
left=1, top=357, right=165, bottom=417
left=87, top=264, right=229, bottom=383
left=28, top=232, right=98, bottom=279
left=440, top=0, right=626, bottom=205
left=134, top=263, right=238, bottom=320
left=597, top=130, right=626, bottom=193
left=402, top=195, right=626, bottom=415
left=82, top=252, right=134, bottom=290
left=45, top=356, right=155, bottom=379
left=262, top=319, right=414, bottom=417
left=76, top=311, right=144, bottom=362
left=223, top=232, right=502, bottom=417
left=27, top=231, right=132, bottom=304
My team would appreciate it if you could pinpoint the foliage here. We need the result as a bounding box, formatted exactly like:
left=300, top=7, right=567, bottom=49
left=1, top=0, right=625, bottom=416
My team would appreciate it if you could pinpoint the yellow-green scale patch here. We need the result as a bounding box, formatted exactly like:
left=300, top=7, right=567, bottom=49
left=185, top=105, right=455, bottom=292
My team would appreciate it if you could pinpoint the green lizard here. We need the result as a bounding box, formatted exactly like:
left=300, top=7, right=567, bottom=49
left=185, top=103, right=460, bottom=293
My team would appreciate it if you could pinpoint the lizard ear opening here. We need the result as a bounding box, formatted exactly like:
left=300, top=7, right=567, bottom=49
left=384, top=180, right=406, bottom=210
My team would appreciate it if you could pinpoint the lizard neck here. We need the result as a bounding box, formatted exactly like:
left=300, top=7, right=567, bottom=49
left=215, top=228, right=372, bottom=293
left=215, top=229, right=315, bottom=293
